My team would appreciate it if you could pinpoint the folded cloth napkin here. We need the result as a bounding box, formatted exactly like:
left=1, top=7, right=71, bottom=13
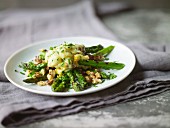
left=1, top=1, right=170, bottom=127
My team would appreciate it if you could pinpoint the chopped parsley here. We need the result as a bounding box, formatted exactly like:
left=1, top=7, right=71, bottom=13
left=20, top=72, right=25, bottom=75
left=50, top=47, right=53, bottom=50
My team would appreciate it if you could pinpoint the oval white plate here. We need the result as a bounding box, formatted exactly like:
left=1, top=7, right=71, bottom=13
left=4, top=37, right=135, bottom=96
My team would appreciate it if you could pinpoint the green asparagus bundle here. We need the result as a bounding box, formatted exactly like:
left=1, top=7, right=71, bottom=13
left=19, top=43, right=125, bottom=92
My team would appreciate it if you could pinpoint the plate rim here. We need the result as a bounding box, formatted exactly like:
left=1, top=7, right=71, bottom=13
left=4, top=36, right=136, bottom=96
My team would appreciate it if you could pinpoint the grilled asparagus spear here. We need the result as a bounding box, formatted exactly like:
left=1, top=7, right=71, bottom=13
left=85, top=44, right=103, bottom=53
left=94, top=45, right=114, bottom=57
left=23, top=76, right=47, bottom=83
left=52, top=81, right=69, bottom=92
left=78, top=60, right=125, bottom=70
left=51, top=74, right=70, bottom=92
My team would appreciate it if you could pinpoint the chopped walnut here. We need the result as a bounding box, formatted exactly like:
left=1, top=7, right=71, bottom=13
left=85, top=76, right=92, bottom=83
left=34, top=56, right=42, bottom=64
left=46, top=66, right=49, bottom=71
left=35, top=72, right=42, bottom=78
left=85, top=71, right=102, bottom=84
left=37, top=81, right=47, bottom=86
left=47, top=80, right=53, bottom=85
left=95, top=72, right=101, bottom=79
left=92, top=78, right=102, bottom=84
left=88, top=55, right=103, bottom=61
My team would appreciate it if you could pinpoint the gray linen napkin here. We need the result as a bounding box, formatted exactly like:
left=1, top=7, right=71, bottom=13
left=1, top=1, right=170, bottom=127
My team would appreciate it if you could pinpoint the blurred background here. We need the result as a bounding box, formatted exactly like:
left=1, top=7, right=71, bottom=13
left=0, top=1, right=170, bottom=128
left=0, top=0, right=170, bottom=44
left=1, top=0, right=170, bottom=9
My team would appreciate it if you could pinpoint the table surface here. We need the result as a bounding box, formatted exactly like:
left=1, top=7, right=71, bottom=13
left=1, top=9, right=170, bottom=128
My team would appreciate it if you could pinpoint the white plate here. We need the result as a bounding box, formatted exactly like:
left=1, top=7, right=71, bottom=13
left=4, top=37, right=135, bottom=96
